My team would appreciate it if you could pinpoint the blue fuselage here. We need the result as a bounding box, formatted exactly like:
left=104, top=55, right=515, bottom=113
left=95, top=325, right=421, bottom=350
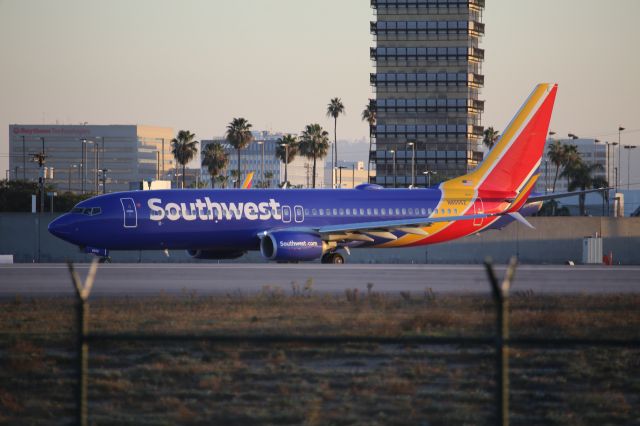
left=49, top=187, right=447, bottom=251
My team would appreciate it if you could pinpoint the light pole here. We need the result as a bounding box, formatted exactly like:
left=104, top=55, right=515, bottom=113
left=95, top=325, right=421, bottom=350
left=593, top=139, right=601, bottom=174
left=257, top=141, right=265, bottom=188
left=605, top=142, right=610, bottom=187
left=611, top=142, right=619, bottom=192
left=407, top=141, right=416, bottom=188
left=95, top=136, right=104, bottom=183
left=423, top=170, right=436, bottom=187
left=68, top=164, right=78, bottom=192
left=94, top=142, right=99, bottom=193
left=544, top=160, right=549, bottom=193
left=618, top=126, right=625, bottom=190
left=100, top=169, right=109, bottom=194
left=389, top=149, right=396, bottom=188
left=81, top=139, right=97, bottom=194
left=280, top=143, right=289, bottom=187
left=338, top=165, right=347, bottom=188
left=22, top=135, right=26, bottom=180
left=81, top=139, right=86, bottom=194
left=623, top=145, right=636, bottom=190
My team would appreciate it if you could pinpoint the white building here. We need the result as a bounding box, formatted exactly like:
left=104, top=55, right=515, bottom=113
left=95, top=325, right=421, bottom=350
left=536, top=138, right=608, bottom=194
left=8, top=124, right=174, bottom=193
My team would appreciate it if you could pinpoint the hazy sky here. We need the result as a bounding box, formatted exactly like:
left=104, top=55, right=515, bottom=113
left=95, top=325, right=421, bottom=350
left=1, top=0, right=639, bottom=177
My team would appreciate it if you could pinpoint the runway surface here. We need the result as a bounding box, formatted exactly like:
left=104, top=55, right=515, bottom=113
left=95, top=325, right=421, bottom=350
left=1, top=263, right=639, bottom=297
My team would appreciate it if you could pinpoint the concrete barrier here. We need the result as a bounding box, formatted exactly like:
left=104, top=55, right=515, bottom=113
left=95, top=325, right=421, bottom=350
left=1, top=213, right=639, bottom=264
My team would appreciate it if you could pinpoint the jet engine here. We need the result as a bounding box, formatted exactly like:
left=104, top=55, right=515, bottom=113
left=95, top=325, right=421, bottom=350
left=259, top=231, right=328, bottom=262
left=187, top=249, right=246, bottom=260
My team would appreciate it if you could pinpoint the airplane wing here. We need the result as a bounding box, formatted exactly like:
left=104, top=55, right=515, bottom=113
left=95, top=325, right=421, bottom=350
left=527, top=187, right=609, bottom=203
left=314, top=212, right=498, bottom=242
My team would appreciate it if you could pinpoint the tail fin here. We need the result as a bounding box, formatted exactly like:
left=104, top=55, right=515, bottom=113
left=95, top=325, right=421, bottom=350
left=447, top=83, right=558, bottom=199
left=241, top=172, right=254, bottom=189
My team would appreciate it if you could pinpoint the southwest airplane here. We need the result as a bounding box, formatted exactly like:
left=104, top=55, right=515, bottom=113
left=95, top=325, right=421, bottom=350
left=49, top=84, right=583, bottom=263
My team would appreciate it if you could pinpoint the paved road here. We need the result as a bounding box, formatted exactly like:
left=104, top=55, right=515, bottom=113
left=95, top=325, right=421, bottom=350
left=1, top=263, right=638, bottom=297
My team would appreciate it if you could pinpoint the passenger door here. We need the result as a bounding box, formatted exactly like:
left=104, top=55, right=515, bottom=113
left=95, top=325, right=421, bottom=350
left=120, top=198, right=138, bottom=228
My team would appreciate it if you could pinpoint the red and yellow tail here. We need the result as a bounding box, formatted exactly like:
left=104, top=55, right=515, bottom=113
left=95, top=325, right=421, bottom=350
left=446, top=83, right=558, bottom=206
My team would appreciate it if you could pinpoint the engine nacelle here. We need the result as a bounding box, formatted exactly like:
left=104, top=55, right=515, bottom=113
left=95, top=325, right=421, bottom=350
left=260, top=231, right=325, bottom=262
left=187, top=249, right=246, bottom=260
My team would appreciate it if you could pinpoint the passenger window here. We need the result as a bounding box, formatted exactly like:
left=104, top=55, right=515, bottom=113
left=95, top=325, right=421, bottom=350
left=359, top=208, right=365, bottom=215
left=448, top=209, right=451, bottom=214
left=421, top=208, right=427, bottom=215
left=319, top=209, right=324, bottom=216
left=304, top=208, right=310, bottom=215
left=339, top=208, right=344, bottom=215
left=366, top=208, right=372, bottom=215
left=401, top=208, right=407, bottom=215
left=333, top=208, right=338, bottom=216
left=454, top=209, right=458, bottom=214
left=381, top=208, right=386, bottom=216
left=373, top=208, right=379, bottom=215
left=428, top=208, right=433, bottom=215
left=312, top=208, right=317, bottom=215
left=408, top=208, right=414, bottom=215
left=395, top=208, right=400, bottom=215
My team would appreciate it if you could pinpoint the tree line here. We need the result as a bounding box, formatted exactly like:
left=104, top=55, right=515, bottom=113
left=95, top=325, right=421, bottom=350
left=173, top=98, right=377, bottom=189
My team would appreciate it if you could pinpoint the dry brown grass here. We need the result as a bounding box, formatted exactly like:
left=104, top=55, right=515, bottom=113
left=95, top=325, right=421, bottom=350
left=0, top=291, right=639, bottom=425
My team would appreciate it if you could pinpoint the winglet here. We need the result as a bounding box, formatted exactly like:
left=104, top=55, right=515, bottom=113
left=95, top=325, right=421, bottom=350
left=241, top=172, right=254, bottom=189
left=508, top=212, right=535, bottom=229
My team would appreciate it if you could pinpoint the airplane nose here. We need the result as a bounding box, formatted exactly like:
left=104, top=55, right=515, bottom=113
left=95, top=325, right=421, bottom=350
left=48, top=215, right=72, bottom=238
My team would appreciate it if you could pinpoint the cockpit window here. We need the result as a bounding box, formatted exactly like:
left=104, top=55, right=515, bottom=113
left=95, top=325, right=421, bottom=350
left=70, top=206, right=102, bottom=216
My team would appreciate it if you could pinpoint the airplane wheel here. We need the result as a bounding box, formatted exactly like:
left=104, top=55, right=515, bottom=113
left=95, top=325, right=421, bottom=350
left=330, top=253, right=345, bottom=264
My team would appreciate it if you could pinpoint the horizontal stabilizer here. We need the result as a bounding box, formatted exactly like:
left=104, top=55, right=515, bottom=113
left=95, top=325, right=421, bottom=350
left=508, top=212, right=535, bottom=229
left=527, top=187, right=610, bottom=203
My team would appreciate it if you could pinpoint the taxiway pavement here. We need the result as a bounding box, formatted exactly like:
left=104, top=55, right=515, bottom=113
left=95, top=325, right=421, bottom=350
left=1, top=263, right=638, bottom=297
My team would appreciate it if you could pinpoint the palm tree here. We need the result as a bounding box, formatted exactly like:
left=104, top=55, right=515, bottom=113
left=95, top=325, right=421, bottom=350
left=299, top=124, right=330, bottom=188
left=170, top=130, right=198, bottom=189
left=275, top=134, right=298, bottom=186
left=226, top=118, right=253, bottom=188
left=547, top=140, right=565, bottom=193
left=361, top=102, right=376, bottom=183
left=326, top=98, right=345, bottom=188
left=561, top=157, right=607, bottom=216
left=483, top=127, right=500, bottom=150
left=201, top=142, right=229, bottom=188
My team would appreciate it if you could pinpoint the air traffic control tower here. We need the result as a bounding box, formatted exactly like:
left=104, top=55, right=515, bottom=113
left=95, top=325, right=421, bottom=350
left=370, top=0, right=485, bottom=187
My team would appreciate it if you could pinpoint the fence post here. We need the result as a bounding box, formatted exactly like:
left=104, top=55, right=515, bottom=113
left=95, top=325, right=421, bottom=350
left=69, top=259, right=98, bottom=426
left=485, top=256, right=517, bottom=426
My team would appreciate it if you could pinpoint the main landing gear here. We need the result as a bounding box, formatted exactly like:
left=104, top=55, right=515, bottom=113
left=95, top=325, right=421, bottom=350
left=321, top=252, right=345, bottom=264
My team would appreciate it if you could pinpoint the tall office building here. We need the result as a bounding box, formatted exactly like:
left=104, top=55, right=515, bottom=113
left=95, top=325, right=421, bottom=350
left=370, top=0, right=485, bottom=187
left=8, top=124, right=174, bottom=193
